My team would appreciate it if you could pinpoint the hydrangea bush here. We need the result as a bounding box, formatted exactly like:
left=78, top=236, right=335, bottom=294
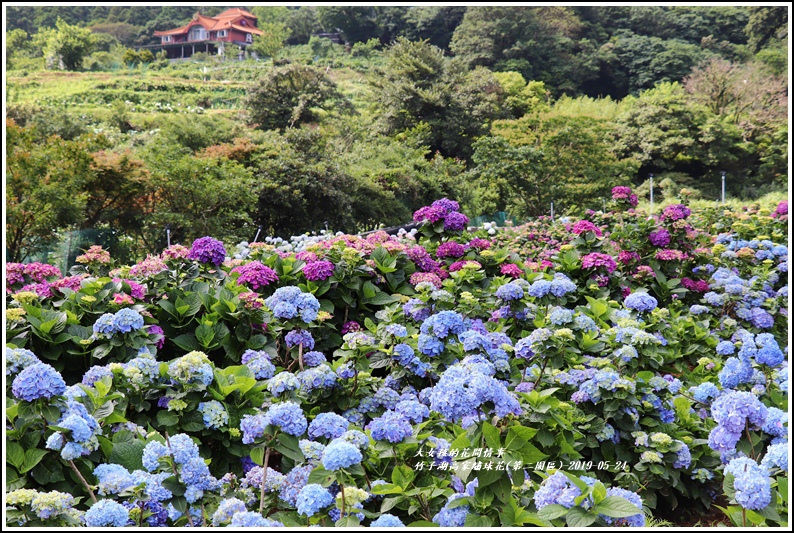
left=5, top=196, right=788, bottom=527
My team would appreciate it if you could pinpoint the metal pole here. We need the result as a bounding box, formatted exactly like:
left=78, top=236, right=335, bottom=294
left=649, top=174, right=654, bottom=214
left=166, top=224, right=171, bottom=248
left=721, top=171, right=726, bottom=204
left=550, top=202, right=554, bottom=221
left=253, top=225, right=262, bottom=243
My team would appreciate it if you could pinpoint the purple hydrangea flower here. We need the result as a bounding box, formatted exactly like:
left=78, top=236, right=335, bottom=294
left=187, top=236, right=226, bottom=265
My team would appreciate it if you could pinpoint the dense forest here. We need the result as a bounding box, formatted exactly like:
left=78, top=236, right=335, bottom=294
left=5, top=6, right=789, bottom=265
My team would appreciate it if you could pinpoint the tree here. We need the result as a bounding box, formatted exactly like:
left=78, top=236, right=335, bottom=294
left=250, top=22, right=290, bottom=60
left=372, top=38, right=505, bottom=160
left=43, top=18, right=97, bottom=70
left=613, top=82, right=741, bottom=178
left=745, top=6, right=788, bottom=52
left=317, top=6, right=379, bottom=43
left=83, top=151, right=151, bottom=231
left=403, top=6, right=467, bottom=51
left=6, top=29, right=31, bottom=68
left=245, top=65, right=353, bottom=131
left=6, top=120, right=96, bottom=261
left=469, top=112, right=638, bottom=218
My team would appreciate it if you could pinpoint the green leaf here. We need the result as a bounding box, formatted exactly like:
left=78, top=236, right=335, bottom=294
left=407, top=520, right=438, bottom=527
left=723, top=472, right=736, bottom=501
left=565, top=506, right=597, bottom=527
left=162, top=476, right=186, bottom=497
left=482, top=422, right=501, bottom=451
left=250, top=446, right=265, bottom=466
left=156, top=410, right=180, bottom=427
left=744, top=509, right=767, bottom=525
left=362, top=281, right=377, bottom=299
left=392, top=465, right=415, bottom=489
left=505, top=425, right=536, bottom=450
left=371, top=483, right=403, bottom=495
left=276, top=433, right=305, bottom=463
left=777, top=476, right=788, bottom=503
left=537, top=503, right=569, bottom=521
left=20, top=448, right=49, bottom=473
left=336, top=515, right=360, bottom=527
left=592, top=481, right=607, bottom=504
left=172, top=334, right=201, bottom=352
left=7, top=442, right=26, bottom=470
left=31, top=460, right=65, bottom=485
left=594, top=496, right=643, bottom=518
left=195, top=323, right=216, bottom=347
left=307, top=466, right=335, bottom=487
left=464, top=514, right=493, bottom=527
left=108, top=440, right=146, bottom=472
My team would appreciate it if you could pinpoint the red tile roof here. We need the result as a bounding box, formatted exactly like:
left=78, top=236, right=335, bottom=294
left=154, top=8, right=259, bottom=36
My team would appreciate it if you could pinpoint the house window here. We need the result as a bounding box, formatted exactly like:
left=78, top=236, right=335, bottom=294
left=217, top=30, right=227, bottom=38
left=162, top=35, right=171, bottom=43
left=189, top=26, right=208, bottom=41
left=246, top=33, right=252, bottom=43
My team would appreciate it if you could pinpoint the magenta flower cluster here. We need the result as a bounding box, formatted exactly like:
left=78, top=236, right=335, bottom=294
left=611, top=186, right=638, bottom=207
left=231, top=261, right=279, bottom=290
left=436, top=241, right=466, bottom=259
left=571, top=220, right=603, bottom=237
left=303, top=260, right=335, bottom=281
left=649, top=228, right=671, bottom=247
left=581, top=253, right=617, bottom=273
left=661, top=204, right=692, bottom=222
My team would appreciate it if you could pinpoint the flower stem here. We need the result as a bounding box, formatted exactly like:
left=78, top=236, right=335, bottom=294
left=339, top=482, right=346, bottom=519
left=259, top=447, right=272, bottom=515
left=298, top=343, right=304, bottom=371
left=69, top=460, right=97, bottom=504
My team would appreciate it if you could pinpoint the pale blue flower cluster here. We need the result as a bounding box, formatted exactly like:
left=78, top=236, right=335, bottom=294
left=299, top=439, right=326, bottom=462
left=297, top=364, right=338, bottom=393
left=92, top=308, right=145, bottom=337
left=198, top=400, right=229, bottom=429
left=167, top=351, right=213, bottom=388
left=296, top=484, right=334, bottom=517
left=229, top=511, right=284, bottom=527
left=624, top=292, right=658, bottom=312
left=241, top=349, right=276, bottom=379
left=308, top=412, right=349, bottom=440
left=367, top=410, right=413, bottom=443
left=286, top=329, right=315, bottom=350
left=266, top=401, right=308, bottom=436
left=278, top=464, right=314, bottom=506
left=268, top=371, right=300, bottom=396
left=45, top=399, right=101, bottom=460
left=708, top=391, right=768, bottom=459
left=724, top=457, right=771, bottom=510
left=211, top=497, right=247, bottom=526
left=84, top=500, right=130, bottom=527
left=322, top=439, right=363, bottom=470
left=392, top=343, right=430, bottom=377
left=370, top=514, right=405, bottom=527
left=5, top=347, right=40, bottom=376
left=420, top=310, right=467, bottom=338
left=495, top=281, right=524, bottom=301
left=265, top=286, right=320, bottom=323
left=428, top=358, right=521, bottom=422
left=303, top=350, right=326, bottom=367
left=12, top=362, right=66, bottom=401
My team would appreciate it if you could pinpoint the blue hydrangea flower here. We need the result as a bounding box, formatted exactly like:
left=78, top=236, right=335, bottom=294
left=761, top=407, right=787, bottom=437
left=337, top=363, right=356, bottom=380
left=308, top=412, right=349, bottom=440
left=432, top=494, right=469, bottom=526
left=673, top=441, right=691, bottom=469
left=385, top=324, right=408, bottom=338
left=712, top=390, right=768, bottom=435
left=421, top=311, right=466, bottom=338
left=12, top=362, right=66, bottom=401
left=85, top=500, right=130, bottom=527
left=550, top=274, right=577, bottom=297
left=278, top=464, right=314, bottom=506
left=113, top=308, right=144, bottom=333
left=371, top=513, right=405, bottom=527
left=5, top=347, right=40, bottom=376
left=548, top=307, right=574, bottom=325
left=93, top=313, right=117, bottom=336
left=285, top=329, right=315, bottom=350
left=418, top=334, right=445, bottom=357
left=338, top=429, right=369, bottom=450
left=303, top=351, right=326, bottom=368
left=514, top=337, right=534, bottom=359
left=534, top=471, right=582, bottom=510
left=690, top=382, right=720, bottom=403
left=265, top=287, right=319, bottom=323
left=760, top=442, right=788, bottom=472
left=266, top=401, right=308, bottom=436
left=296, top=365, right=338, bottom=393
left=241, top=349, right=276, bottom=379
left=395, top=399, right=430, bottom=423
left=198, top=400, right=229, bottom=429
left=749, top=308, right=774, bottom=329
left=322, top=440, right=363, bottom=470
left=296, top=484, right=334, bottom=517
left=367, top=410, right=413, bottom=443
left=229, top=511, right=284, bottom=527
left=167, top=351, right=214, bottom=388
left=496, top=281, right=524, bottom=301
left=93, top=464, right=137, bottom=496
left=624, top=292, right=658, bottom=312
left=82, top=365, right=112, bottom=386
left=716, top=341, right=735, bottom=355
left=403, top=298, right=431, bottom=321
left=299, top=439, right=326, bottom=462
left=268, top=371, right=301, bottom=396
left=528, top=279, right=552, bottom=298
left=240, top=413, right=269, bottom=444
left=725, top=457, right=771, bottom=510
left=211, top=498, right=247, bottom=526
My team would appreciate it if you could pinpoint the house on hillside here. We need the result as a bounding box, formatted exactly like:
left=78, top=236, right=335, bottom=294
left=147, top=8, right=264, bottom=59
